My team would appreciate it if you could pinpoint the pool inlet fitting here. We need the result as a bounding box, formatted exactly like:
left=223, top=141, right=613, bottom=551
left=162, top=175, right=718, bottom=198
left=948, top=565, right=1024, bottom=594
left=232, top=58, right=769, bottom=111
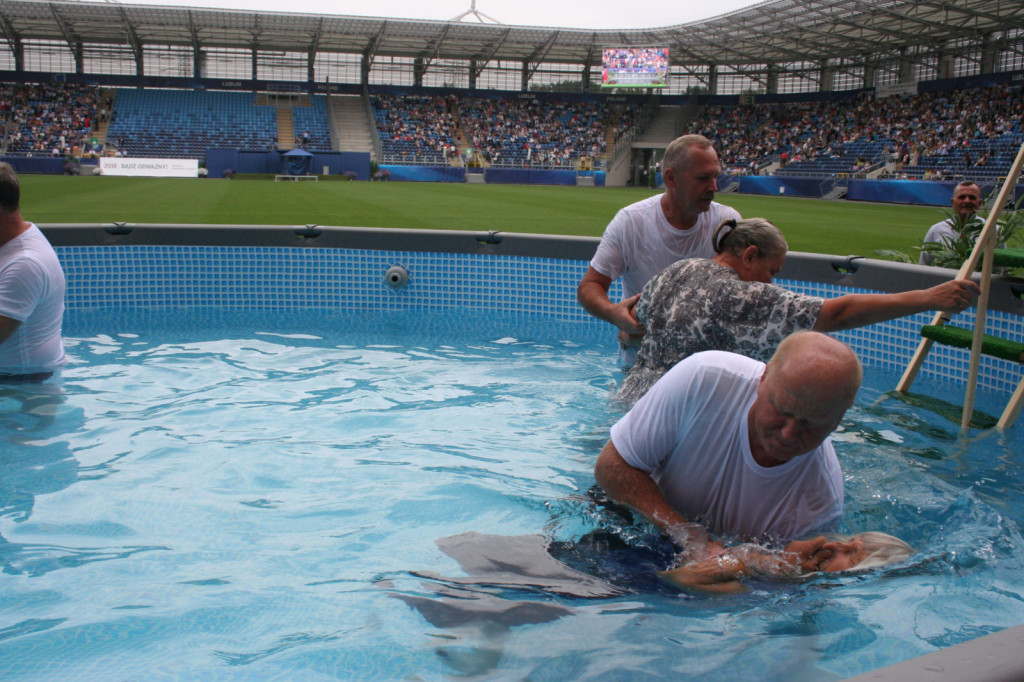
left=384, top=265, right=410, bottom=290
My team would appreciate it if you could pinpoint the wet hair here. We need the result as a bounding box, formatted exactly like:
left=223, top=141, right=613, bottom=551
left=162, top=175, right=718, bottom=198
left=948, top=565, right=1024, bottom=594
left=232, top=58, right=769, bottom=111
left=662, top=134, right=714, bottom=173
left=712, top=217, right=788, bottom=260
left=0, top=162, right=20, bottom=214
left=829, top=531, right=914, bottom=573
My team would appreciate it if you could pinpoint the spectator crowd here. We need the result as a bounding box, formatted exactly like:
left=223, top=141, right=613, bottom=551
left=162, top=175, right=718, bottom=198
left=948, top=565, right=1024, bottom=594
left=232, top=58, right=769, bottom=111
left=690, top=83, right=1023, bottom=179
left=2, top=79, right=1020, bottom=180
left=1, top=82, right=99, bottom=158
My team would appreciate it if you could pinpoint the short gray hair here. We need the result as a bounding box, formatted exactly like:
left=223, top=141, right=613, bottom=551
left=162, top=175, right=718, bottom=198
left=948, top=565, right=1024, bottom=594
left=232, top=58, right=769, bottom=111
left=662, top=134, right=714, bottom=173
left=712, top=217, right=788, bottom=260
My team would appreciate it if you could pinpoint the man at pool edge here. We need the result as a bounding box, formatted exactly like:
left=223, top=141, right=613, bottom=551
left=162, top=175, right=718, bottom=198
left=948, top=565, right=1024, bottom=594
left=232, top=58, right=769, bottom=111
left=594, top=331, right=860, bottom=558
left=0, top=162, right=66, bottom=382
left=576, top=134, right=741, bottom=368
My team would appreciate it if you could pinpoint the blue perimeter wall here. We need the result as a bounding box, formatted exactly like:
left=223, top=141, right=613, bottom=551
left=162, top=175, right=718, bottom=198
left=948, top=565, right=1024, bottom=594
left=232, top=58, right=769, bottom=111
left=205, top=149, right=371, bottom=179
left=739, top=175, right=1024, bottom=206
left=379, top=166, right=606, bottom=186
left=2, top=151, right=1013, bottom=205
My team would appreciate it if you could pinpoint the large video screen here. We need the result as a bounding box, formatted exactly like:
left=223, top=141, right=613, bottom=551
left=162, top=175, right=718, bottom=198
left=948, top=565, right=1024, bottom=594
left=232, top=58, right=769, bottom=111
left=601, top=47, right=669, bottom=89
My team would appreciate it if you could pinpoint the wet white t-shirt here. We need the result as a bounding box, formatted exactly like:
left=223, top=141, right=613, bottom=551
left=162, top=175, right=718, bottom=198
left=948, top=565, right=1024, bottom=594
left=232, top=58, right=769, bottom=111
left=0, top=224, right=66, bottom=374
left=610, top=351, right=843, bottom=542
left=590, top=194, right=741, bottom=365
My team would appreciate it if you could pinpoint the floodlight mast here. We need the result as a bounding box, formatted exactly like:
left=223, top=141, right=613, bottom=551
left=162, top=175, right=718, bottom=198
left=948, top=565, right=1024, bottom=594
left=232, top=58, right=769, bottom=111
left=450, top=0, right=503, bottom=24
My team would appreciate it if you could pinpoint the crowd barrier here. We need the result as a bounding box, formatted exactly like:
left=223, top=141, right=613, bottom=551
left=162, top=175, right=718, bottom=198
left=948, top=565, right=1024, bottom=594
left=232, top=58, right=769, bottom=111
left=0, top=156, right=97, bottom=175
left=379, top=165, right=465, bottom=182
left=204, top=149, right=371, bottom=180
left=377, top=165, right=606, bottom=186
left=738, top=175, right=841, bottom=198
left=739, top=175, right=1024, bottom=205
left=847, top=179, right=1014, bottom=205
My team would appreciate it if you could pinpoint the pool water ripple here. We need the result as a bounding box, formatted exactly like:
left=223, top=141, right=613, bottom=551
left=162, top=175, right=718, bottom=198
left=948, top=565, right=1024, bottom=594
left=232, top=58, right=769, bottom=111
left=0, top=309, right=1022, bottom=680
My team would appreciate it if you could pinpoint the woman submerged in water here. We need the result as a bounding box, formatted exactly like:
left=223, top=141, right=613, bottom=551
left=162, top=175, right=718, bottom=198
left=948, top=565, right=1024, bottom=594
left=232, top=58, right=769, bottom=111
left=659, top=532, right=914, bottom=594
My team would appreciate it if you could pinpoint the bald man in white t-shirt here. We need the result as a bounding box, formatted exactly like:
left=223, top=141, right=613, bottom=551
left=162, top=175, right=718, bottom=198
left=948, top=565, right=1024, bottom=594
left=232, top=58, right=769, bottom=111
left=595, top=332, right=861, bottom=558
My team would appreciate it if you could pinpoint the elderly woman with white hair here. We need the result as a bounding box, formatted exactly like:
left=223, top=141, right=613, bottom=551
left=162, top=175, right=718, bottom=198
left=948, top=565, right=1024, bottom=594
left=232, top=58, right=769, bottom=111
left=616, top=217, right=980, bottom=401
left=660, top=531, right=914, bottom=594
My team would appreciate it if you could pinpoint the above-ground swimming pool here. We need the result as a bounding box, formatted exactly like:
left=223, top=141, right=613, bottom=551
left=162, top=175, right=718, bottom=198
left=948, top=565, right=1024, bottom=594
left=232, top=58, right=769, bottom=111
left=2, top=225, right=1024, bottom=681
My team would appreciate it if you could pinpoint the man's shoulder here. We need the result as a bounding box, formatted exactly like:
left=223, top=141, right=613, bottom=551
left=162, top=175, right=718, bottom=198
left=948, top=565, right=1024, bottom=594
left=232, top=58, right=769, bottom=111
left=1, top=225, right=60, bottom=268
left=616, top=193, right=664, bottom=216
left=705, top=202, right=742, bottom=221
left=666, top=350, right=764, bottom=386
left=924, top=218, right=957, bottom=241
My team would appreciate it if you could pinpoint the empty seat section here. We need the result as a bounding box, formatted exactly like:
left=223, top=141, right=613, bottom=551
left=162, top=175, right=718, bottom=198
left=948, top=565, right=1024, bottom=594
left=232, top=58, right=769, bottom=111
left=291, top=96, right=332, bottom=152
left=106, top=89, right=277, bottom=158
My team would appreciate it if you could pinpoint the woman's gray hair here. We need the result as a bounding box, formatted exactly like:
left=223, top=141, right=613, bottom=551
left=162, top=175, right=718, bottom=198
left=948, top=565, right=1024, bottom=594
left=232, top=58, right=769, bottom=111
left=830, top=531, right=914, bottom=573
left=712, top=217, right=788, bottom=260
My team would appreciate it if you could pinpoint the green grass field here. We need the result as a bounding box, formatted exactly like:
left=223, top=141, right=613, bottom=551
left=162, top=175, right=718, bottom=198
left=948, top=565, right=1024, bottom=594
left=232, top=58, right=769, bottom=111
left=20, top=175, right=951, bottom=257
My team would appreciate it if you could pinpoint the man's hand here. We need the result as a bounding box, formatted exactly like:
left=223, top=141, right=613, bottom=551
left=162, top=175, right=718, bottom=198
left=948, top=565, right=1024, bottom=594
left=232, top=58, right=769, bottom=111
left=577, top=268, right=643, bottom=336
left=929, top=278, right=980, bottom=315
left=665, top=521, right=726, bottom=563
left=613, top=294, right=644, bottom=341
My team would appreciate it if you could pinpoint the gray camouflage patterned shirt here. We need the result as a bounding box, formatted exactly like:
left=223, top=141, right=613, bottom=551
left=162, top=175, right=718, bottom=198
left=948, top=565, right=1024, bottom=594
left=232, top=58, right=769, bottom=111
left=616, top=259, right=823, bottom=401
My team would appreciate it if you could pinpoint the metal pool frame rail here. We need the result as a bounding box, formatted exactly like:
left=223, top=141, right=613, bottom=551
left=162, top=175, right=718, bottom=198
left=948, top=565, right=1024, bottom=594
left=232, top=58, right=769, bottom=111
left=39, top=223, right=1024, bottom=681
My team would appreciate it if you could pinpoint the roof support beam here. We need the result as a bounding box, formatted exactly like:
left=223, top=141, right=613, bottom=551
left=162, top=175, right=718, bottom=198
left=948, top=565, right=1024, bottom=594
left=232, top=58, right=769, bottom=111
left=187, top=11, right=202, bottom=79
left=418, top=23, right=451, bottom=74
left=0, top=11, right=23, bottom=72
left=249, top=15, right=262, bottom=82
left=308, top=17, right=323, bottom=83
left=48, top=4, right=83, bottom=73
left=360, top=21, right=387, bottom=87
left=118, top=7, right=144, bottom=77
left=522, top=30, right=559, bottom=89
left=470, top=27, right=510, bottom=81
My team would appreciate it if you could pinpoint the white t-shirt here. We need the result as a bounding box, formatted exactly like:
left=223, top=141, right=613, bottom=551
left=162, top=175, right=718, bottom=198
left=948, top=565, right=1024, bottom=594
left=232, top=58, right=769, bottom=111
left=0, top=224, right=66, bottom=374
left=590, top=194, right=741, bottom=364
left=591, top=194, right=742, bottom=300
left=919, top=215, right=988, bottom=265
left=609, top=350, right=844, bottom=542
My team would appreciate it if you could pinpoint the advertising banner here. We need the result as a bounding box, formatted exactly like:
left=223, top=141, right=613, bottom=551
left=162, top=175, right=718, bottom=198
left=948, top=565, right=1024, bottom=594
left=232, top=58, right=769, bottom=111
left=100, top=158, right=199, bottom=178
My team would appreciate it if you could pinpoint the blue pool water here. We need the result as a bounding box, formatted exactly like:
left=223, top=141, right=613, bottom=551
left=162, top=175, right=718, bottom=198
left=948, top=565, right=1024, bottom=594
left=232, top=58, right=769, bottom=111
left=1, top=308, right=1023, bottom=681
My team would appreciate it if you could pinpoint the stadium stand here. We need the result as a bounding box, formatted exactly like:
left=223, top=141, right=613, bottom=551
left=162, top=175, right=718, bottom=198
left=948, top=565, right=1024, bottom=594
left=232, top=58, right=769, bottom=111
left=694, top=83, right=1023, bottom=182
left=104, top=89, right=277, bottom=158
left=290, top=95, right=332, bottom=152
left=2, top=77, right=1021, bottom=188
left=0, top=82, right=98, bottom=158
left=371, top=94, right=458, bottom=166
left=456, top=95, right=609, bottom=168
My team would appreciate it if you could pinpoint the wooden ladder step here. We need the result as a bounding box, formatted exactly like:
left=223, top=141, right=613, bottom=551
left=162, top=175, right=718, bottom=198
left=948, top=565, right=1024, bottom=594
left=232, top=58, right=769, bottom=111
left=921, top=324, right=1024, bottom=363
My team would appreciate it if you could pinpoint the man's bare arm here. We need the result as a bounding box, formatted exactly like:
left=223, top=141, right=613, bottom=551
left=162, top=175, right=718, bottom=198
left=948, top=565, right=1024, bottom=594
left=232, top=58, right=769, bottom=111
left=576, top=267, right=643, bottom=336
left=594, top=441, right=724, bottom=556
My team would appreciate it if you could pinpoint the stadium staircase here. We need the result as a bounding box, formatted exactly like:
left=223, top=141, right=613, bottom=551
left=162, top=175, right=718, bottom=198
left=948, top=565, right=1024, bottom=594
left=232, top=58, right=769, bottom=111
left=93, top=88, right=116, bottom=150
left=328, top=95, right=376, bottom=156
left=634, top=105, right=682, bottom=148
left=275, top=104, right=294, bottom=150
left=896, top=140, right=1024, bottom=430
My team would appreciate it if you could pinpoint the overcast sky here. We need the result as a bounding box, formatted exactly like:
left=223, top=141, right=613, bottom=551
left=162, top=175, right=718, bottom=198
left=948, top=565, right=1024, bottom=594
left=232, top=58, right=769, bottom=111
left=113, top=0, right=767, bottom=30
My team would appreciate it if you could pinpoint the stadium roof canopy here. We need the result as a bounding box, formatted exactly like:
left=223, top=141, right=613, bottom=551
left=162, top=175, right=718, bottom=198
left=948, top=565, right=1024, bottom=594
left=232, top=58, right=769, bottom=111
left=0, top=0, right=1021, bottom=72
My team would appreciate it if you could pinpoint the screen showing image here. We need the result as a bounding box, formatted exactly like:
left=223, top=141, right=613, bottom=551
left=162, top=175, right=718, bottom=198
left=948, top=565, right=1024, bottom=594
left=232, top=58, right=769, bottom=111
left=601, top=47, right=669, bottom=88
